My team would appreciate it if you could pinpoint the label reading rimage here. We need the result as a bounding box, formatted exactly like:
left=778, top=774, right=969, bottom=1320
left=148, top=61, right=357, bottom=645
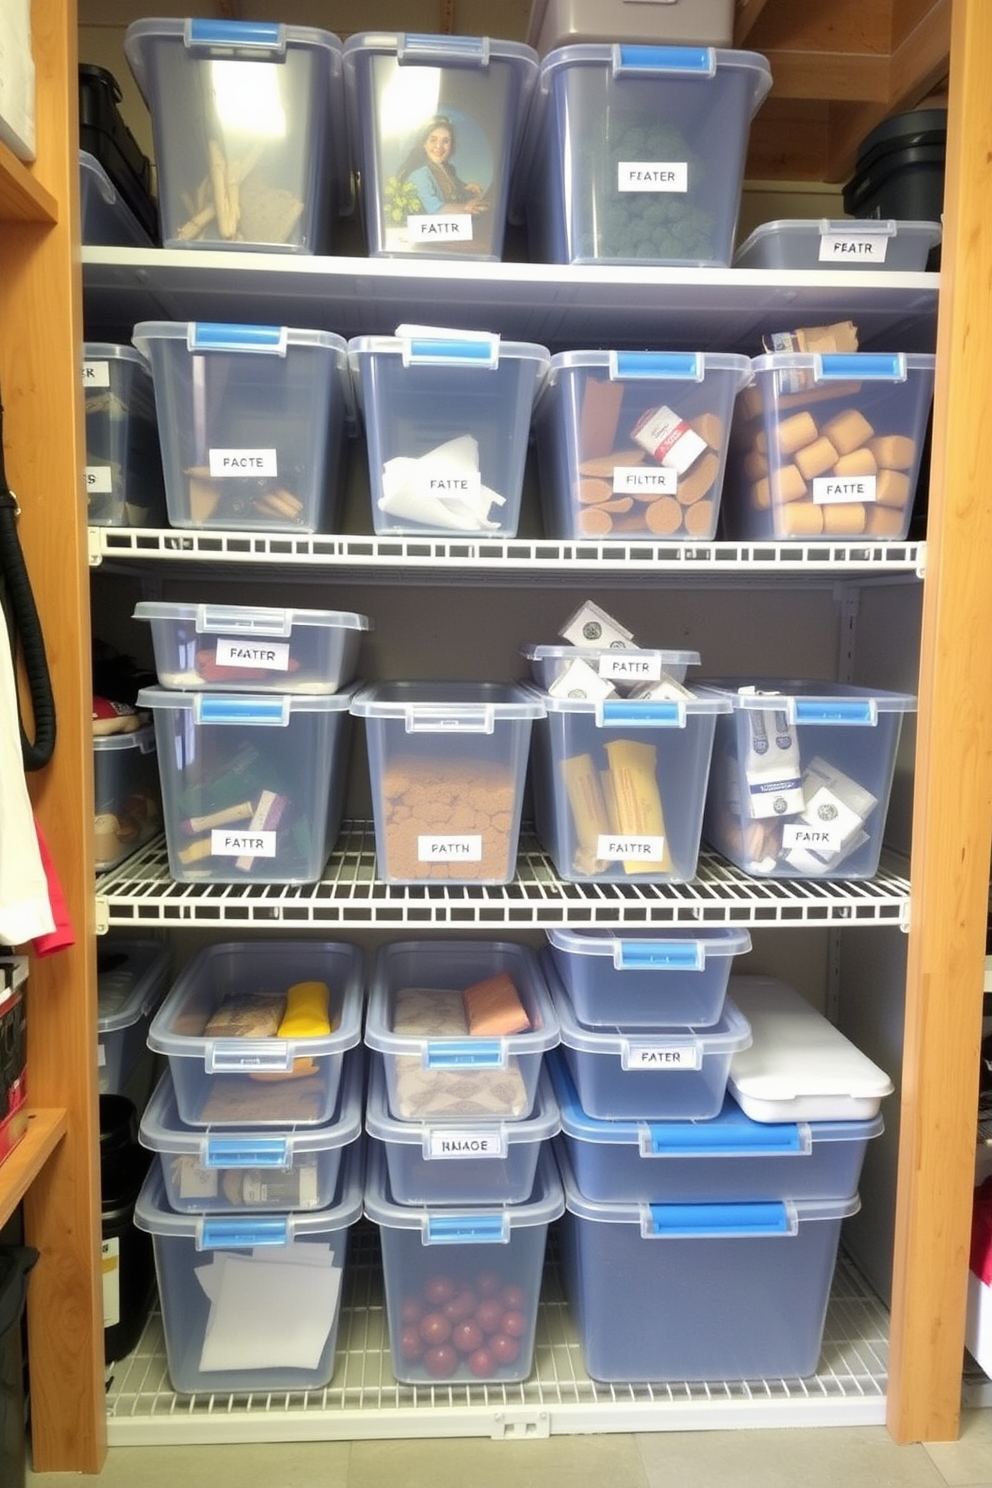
left=408, top=213, right=474, bottom=242
left=208, top=448, right=278, bottom=479
left=418, top=834, right=483, bottom=862
left=214, top=637, right=291, bottom=671
left=617, top=162, right=688, bottom=193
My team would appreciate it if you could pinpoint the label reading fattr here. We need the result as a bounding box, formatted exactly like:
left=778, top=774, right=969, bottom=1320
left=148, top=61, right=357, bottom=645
left=597, top=834, right=666, bottom=862
left=211, top=829, right=278, bottom=857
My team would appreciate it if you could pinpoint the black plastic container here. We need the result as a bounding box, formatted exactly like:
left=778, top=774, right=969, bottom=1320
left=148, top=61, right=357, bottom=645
left=79, top=64, right=158, bottom=244
left=100, top=1095, right=155, bottom=1363
left=0, top=1246, right=38, bottom=1488
left=843, top=108, right=946, bottom=223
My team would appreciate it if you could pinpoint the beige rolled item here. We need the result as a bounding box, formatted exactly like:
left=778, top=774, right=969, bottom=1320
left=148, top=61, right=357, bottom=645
left=188, top=475, right=220, bottom=523
left=875, top=468, right=912, bottom=508
left=676, top=449, right=719, bottom=506
left=644, top=496, right=685, bottom=534
left=691, top=412, right=724, bottom=449
left=821, top=407, right=875, bottom=456
left=770, top=463, right=808, bottom=502
left=867, top=434, right=917, bottom=469
left=208, top=138, right=235, bottom=239
left=795, top=435, right=840, bottom=481
left=576, top=477, right=613, bottom=504
left=743, top=448, right=768, bottom=481
left=577, top=506, right=614, bottom=534
left=739, top=385, right=765, bottom=420
left=777, top=502, right=825, bottom=536
left=774, top=410, right=819, bottom=456
left=602, top=738, right=673, bottom=875
left=833, top=447, right=878, bottom=477
left=578, top=376, right=624, bottom=460
left=752, top=476, right=771, bottom=510
left=821, top=502, right=867, bottom=534
left=684, top=499, right=715, bottom=536
left=865, top=503, right=908, bottom=536
left=561, top=753, right=611, bottom=870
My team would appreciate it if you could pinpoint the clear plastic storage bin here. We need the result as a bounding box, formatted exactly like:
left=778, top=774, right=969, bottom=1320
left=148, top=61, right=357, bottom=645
left=351, top=682, right=544, bottom=884
left=79, top=151, right=155, bottom=248
left=732, top=218, right=942, bottom=272
left=524, top=683, right=729, bottom=882
left=364, top=940, right=559, bottom=1123
left=97, top=939, right=170, bottom=1098
left=522, top=643, right=699, bottom=693
left=548, top=957, right=751, bottom=1120
left=556, top=1139, right=859, bottom=1381
left=83, top=344, right=166, bottom=528
left=366, top=1054, right=560, bottom=1205
left=721, top=350, right=937, bottom=541
left=146, top=940, right=364, bottom=1129
left=521, top=44, right=772, bottom=266
left=123, top=18, right=350, bottom=253
left=93, top=723, right=162, bottom=873
left=133, top=602, right=369, bottom=694
left=139, top=1048, right=364, bottom=1214
left=133, top=1141, right=363, bottom=1395
left=348, top=330, right=548, bottom=536
left=131, top=321, right=352, bottom=533
left=549, top=1051, right=883, bottom=1204
left=136, top=683, right=355, bottom=885
left=526, top=0, right=735, bottom=55
left=700, top=679, right=917, bottom=879
left=364, top=1141, right=563, bottom=1384
left=545, top=925, right=751, bottom=1028
left=533, top=350, right=750, bottom=538
left=343, top=33, right=538, bottom=260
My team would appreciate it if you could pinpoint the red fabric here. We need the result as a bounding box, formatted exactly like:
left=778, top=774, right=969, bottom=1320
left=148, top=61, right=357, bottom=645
left=31, top=818, right=75, bottom=956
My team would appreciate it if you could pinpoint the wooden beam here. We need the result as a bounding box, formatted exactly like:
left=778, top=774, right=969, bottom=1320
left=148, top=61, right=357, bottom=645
left=888, top=0, right=951, bottom=106
left=886, top=0, right=992, bottom=1444
left=734, top=0, right=773, bottom=46
left=762, top=50, right=890, bottom=103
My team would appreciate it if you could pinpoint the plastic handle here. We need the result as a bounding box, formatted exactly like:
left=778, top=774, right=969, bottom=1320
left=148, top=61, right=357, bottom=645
left=200, top=1215, right=290, bottom=1249
left=196, top=696, right=291, bottom=726
left=405, top=707, right=496, bottom=735
left=424, top=1039, right=504, bottom=1070
left=597, top=699, right=685, bottom=728
left=612, top=352, right=702, bottom=382
left=793, top=698, right=877, bottom=726
left=643, top=1201, right=793, bottom=1238
left=198, top=605, right=292, bottom=638
left=187, top=20, right=286, bottom=55
left=819, top=217, right=896, bottom=238
left=397, top=33, right=490, bottom=66
left=813, top=353, right=906, bottom=382
left=426, top=1213, right=509, bottom=1244
left=615, top=44, right=715, bottom=77
left=203, top=1136, right=291, bottom=1167
left=188, top=324, right=288, bottom=357
left=615, top=940, right=705, bottom=971
left=642, top=1123, right=806, bottom=1157
left=207, top=1041, right=295, bottom=1073
left=403, top=335, right=499, bottom=369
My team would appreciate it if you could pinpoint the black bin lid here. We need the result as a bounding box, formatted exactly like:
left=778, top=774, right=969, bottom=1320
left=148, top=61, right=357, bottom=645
left=853, top=108, right=948, bottom=172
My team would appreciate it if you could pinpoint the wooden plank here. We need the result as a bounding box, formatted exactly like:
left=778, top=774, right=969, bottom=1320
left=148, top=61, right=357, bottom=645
left=740, top=0, right=891, bottom=52
left=0, top=138, right=57, bottom=224
left=762, top=49, right=890, bottom=102
left=886, top=0, right=992, bottom=1445
left=0, top=0, right=107, bottom=1474
left=745, top=100, right=830, bottom=181
left=0, top=1111, right=67, bottom=1229
left=888, top=0, right=951, bottom=104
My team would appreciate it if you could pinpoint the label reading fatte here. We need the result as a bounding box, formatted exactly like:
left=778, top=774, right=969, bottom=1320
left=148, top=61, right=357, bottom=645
left=813, top=475, right=878, bottom=505
left=618, top=162, right=688, bottom=193
left=818, top=232, right=889, bottom=263
left=418, top=469, right=483, bottom=500
left=209, top=448, right=278, bottom=479
left=211, top=829, right=278, bottom=858
left=596, top=834, right=666, bottom=862
left=418, top=834, right=483, bottom=862
left=214, top=637, right=291, bottom=672
left=408, top=213, right=474, bottom=242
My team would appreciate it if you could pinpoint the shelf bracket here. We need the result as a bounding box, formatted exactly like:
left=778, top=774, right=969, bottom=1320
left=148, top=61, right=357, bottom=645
left=489, top=1409, right=551, bottom=1440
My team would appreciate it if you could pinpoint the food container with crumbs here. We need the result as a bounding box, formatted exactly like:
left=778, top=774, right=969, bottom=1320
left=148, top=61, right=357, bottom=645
left=733, top=218, right=942, bottom=272
left=146, top=940, right=364, bottom=1128
left=364, top=940, right=559, bottom=1123
left=123, top=18, right=350, bottom=253
left=83, top=343, right=166, bottom=527
left=131, top=321, right=354, bottom=533
left=532, top=350, right=751, bottom=538
left=93, top=723, right=162, bottom=873
left=520, top=44, right=771, bottom=266
left=721, top=351, right=937, bottom=541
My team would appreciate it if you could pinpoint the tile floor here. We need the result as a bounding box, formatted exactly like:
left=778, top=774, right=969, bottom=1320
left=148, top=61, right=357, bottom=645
left=23, top=1412, right=992, bottom=1487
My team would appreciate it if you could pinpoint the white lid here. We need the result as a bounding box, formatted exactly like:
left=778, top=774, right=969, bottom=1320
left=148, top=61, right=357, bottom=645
left=727, top=975, right=894, bottom=1123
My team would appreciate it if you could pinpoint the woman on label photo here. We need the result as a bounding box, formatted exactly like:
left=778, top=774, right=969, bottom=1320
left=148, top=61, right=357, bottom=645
left=394, top=114, right=491, bottom=216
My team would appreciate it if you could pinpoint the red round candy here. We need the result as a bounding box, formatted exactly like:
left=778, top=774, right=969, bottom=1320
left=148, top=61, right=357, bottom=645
left=423, top=1274, right=457, bottom=1306
left=419, top=1311, right=452, bottom=1345
left=475, top=1269, right=502, bottom=1297
left=468, top=1346, right=496, bottom=1378
left=501, top=1309, right=528, bottom=1338
left=400, top=1296, right=424, bottom=1326
left=474, top=1298, right=504, bottom=1335
left=491, top=1333, right=521, bottom=1364
left=501, top=1283, right=526, bottom=1311
left=443, top=1288, right=477, bottom=1322
left=399, top=1325, right=424, bottom=1360
left=423, top=1344, right=458, bottom=1378
left=451, top=1320, right=484, bottom=1354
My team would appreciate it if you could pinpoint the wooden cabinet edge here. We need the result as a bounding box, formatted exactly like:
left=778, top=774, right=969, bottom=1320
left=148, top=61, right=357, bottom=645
left=0, top=1109, right=69, bottom=1229
left=0, top=141, right=59, bottom=226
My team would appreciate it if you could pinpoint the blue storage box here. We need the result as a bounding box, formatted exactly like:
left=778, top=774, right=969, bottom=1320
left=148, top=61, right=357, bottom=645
left=549, top=1052, right=883, bottom=1203
left=546, top=925, right=751, bottom=1028
left=97, top=938, right=170, bottom=1098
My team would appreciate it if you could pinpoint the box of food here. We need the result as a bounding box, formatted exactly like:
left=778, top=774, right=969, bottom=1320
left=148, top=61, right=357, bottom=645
left=83, top=343, right=166, bottom=527
left=97, top=939, right=170, bottom=1098
left=533, top=350, right=750, bottom=537
left=733, top=218, right=941, bottom=272
left=351, top=682, right=543, bottom=884
left=364, top=1141, right=563, bottom=1384
left=133, top=602, right=370, bottom=694
left=521, top=44, right=771, bottom=265
left=366, top=1053, right=560, bottom=1205
left=123, top=18, right=350, bottom=252
left=131, top=322, right=353, bottom=533
left=93, top=722, right=162, bottom=873
left=364, top=940, right=559, bottom=1124
left=701, top=679, right=917, bottom=879
left=146, top=940, right=364, bottom=1129
left=133, top=1141, right=363, bottom=1394
left=348, top=330, right=548, bottom=536
left=721, top=351, right=937, bottom=541
left=136, top=683, right=355, bottom=884
left=343, top=32, right=538, bottom=260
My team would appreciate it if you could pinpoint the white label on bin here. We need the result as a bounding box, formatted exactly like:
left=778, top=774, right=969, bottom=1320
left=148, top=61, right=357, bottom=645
left=418, top=834, right=483, bottom=862
left=428, top=1129, right=507, bottom=1160
left=782, top=822, right=844, bottom=853
left=622, top=1044, right=702, bottom=1071
left=408, top=213, right=474, bottom=242
left=598, top=653, right=663, bottom=683
left=214, top=637, right=291, bottom=672
left=819, top=232, right=889, bottom=263
left=613, top=465, right=677, bottom=497
left=208, top=448, right=278, bottom=479
left=97, top=1042, right=106, bottom=1066
left=210, top=829, right=278, bottom=858
left=596, top=834, right=666, bottom=862
left=618, top=161, right=688, bottom=193
left=83, top=359, right=111, bottom=388
left=86, top=465, right=113, bottom=495
left=813, top=475, right=878, bottom=505
left=418, top=469, right=483, bottom=499
left=101, top=1237, right=120, bottom=1328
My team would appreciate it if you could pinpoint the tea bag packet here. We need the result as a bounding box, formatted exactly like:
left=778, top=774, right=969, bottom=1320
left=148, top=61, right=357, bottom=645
left=781, top=755, right=879, bottom=873
left=738, top=688, right=804, bottom=820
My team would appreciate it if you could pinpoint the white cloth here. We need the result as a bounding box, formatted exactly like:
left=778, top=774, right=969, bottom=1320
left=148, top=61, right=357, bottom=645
left=0, top=617, right=55, bottom=945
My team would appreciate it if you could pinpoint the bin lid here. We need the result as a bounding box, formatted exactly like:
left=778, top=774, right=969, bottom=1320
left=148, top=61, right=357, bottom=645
left=98, top=939, right=171, bottom=1032
left=546, top=924, right=752, bottom=966
left=851, top=108, right=947, bottom=173
left=363, top=1139, right=564, bottom=1233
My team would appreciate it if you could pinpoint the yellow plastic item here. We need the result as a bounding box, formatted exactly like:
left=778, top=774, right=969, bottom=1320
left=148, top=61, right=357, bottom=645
left=249, top=980, right=333, bottom=1081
